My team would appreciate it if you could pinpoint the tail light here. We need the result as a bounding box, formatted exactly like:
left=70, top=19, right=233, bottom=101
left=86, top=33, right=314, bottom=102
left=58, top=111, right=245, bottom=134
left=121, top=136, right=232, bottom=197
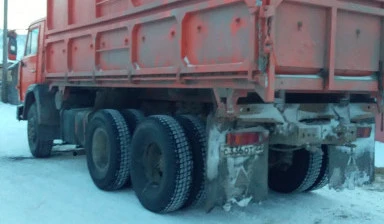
left=356, top=126, right=372, bottom=138
left=226, top=132, right=268, bottom=147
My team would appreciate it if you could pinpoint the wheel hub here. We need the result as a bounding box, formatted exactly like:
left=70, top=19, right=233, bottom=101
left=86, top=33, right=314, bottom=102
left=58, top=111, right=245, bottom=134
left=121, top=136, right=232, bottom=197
left=92, top=128, right=110, bottom=174
left=143, top=143, right=164, bottom=187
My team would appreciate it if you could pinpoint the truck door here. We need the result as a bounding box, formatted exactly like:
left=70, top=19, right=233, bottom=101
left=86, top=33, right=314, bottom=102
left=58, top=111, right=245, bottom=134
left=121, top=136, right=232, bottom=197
left=19, top=26, right=40, bottom=102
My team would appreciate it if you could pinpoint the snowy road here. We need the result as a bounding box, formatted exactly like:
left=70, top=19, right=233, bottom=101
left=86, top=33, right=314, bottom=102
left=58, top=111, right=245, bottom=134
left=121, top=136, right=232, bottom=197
left=1, top=103, right=384, bottom=224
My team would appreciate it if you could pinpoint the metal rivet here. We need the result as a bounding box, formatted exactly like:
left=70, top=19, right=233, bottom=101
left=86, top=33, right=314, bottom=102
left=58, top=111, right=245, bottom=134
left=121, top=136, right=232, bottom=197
left=356, top=29, right=361, bottom=37
left=297, top=21, right=303, bottom=30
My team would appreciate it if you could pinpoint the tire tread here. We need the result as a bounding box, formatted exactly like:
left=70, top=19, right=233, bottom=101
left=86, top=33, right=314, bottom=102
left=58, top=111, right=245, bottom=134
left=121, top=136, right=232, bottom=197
left=104, top=109, right=131, bottom=190
left=27, top=103, right=53, bottom=158
left=295, top=151, right=323, bottom=192
left=177, top=115, right=207, bottom=208
left=152, top=115, right=193, bottom=213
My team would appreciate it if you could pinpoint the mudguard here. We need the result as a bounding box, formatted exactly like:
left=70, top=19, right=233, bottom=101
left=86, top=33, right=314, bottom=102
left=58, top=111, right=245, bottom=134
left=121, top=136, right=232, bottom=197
left=18, top=84, right=60, bottom=141
left=20, top=84, right=59, bottom=126
left=204, top=116, right=269, bottom=211
left=328, top=125, right=375, bottom=190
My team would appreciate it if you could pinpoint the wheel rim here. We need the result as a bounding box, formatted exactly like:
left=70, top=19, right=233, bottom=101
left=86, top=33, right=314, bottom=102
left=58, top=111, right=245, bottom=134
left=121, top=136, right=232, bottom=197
left=92, top=128, right=110, bottom=174
left=143, top=143, right=164, bottom=187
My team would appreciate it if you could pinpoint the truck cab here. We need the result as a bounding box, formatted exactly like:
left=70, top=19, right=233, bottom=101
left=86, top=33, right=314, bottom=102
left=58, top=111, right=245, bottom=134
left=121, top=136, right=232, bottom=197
left=18, top=20, right=45, bottom=103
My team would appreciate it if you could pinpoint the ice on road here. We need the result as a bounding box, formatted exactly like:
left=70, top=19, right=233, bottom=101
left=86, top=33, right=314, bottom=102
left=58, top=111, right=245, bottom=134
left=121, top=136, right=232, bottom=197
left=1, top=102, right=384, bottom=224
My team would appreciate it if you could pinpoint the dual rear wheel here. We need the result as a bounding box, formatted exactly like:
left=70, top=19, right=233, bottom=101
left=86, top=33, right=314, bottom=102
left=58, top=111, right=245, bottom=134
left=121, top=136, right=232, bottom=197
left=85, top=110, right=206, bottom=213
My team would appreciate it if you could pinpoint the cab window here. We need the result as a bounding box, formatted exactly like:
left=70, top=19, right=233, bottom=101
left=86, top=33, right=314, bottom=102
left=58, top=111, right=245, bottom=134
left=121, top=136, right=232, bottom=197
left=25, top=28, right=39, bottom=56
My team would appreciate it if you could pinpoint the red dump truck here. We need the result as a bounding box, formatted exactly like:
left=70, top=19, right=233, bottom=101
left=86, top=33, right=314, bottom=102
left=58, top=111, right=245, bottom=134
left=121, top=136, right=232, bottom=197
left=13, top=0, right=383, bottom=213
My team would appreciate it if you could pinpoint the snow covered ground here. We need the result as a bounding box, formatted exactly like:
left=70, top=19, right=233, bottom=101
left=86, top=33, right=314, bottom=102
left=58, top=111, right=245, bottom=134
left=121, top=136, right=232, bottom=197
left=0, top=102, right=384, bottom=224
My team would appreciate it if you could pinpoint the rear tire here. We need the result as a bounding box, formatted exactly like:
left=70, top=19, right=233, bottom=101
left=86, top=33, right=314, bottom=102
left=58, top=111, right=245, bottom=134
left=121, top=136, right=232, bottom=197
left=85, top=109, right=131, bottom=191
left=176, top=115, right=207, bottom=208
left=120, top=109, right=145, bottom=134
left=306, top=146, right=329, bottom=191
left=120, top=109, right=145, bottom=187
left=27, top=103, right=53, bottom=158
left=269, top=149, right=323, bottom=193
left=131, top=115, right=193, bottom=213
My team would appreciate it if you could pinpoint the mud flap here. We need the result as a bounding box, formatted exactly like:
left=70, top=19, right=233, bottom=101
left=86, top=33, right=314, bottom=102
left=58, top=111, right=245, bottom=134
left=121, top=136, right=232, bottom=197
left=204, top=117, right=269, bottom=211
left=328, top=126, right=375, bottom=190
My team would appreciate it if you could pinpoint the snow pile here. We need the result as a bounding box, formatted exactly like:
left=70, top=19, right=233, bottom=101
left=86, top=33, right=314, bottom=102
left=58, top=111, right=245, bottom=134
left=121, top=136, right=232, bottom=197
left=206, top=124, right=227, bottom=181
left=375, top=142, right=384, bottom=167
left=0, top=102, right=31, bottom=157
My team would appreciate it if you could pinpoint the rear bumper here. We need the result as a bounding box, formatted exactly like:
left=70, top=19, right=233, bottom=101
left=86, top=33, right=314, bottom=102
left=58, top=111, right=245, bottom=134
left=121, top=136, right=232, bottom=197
left=237, top=103, right=377, bottom=146
left=270, top=122, right=359, bottom=146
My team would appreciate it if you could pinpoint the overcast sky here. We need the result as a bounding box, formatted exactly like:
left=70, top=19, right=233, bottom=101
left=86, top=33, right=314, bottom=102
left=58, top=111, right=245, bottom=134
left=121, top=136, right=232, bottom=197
left=0, top=0, right=47, bottom=32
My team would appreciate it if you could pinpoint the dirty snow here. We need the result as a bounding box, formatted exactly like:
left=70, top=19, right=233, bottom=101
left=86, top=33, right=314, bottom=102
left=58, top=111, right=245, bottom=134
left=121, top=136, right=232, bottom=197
left=376, top=142, right=384, bottom=167
left=206, top=123, right=227, bottom=181
left=1, top=102, right=384, bottom=224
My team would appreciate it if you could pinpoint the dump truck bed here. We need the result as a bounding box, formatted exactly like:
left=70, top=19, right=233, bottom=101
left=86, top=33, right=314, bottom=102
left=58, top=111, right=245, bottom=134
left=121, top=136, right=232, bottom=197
left=44, top=0, right=384, bottom=102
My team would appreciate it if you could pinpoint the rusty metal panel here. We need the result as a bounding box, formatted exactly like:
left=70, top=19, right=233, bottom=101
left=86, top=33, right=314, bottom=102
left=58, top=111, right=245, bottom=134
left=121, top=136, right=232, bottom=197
left=133, top=18, right=178, bottom=69
left=275, top=2, right=327, bottom=74
left=335, top=10, right=381, bottom=76
left=69, top=36, right=94, bottom=72
left=96, top=0, right=130, bottom=18
left=182, top=3, right=251, bottom=66
left=41, top=0, right=384, bottom=102
left=96, top=28, right=130, bottom=71
left=46, top=41, right=67, bottom=73
left=47, top=0, right=68, bottom=30
left=68, top=0, right=96, bottom=26
left=131, top=0, right=157, bottom=7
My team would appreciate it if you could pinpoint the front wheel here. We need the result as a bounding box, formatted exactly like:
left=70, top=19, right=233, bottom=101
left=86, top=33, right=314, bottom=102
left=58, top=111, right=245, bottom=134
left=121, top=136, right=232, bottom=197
left=27, top=103, right=53, bottom=158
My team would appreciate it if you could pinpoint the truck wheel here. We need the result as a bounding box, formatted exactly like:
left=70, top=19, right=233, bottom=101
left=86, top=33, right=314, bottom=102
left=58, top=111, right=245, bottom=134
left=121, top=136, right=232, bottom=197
left=306, top=146, right=329, bottom=191
left=269, top=149, right=322, bottom=193
left=27, top=103, right=53, bottom=158
left=131, top=115, right=193, bottom=213
left=176, top=115, right=207, bottom=208
left=85, top=109, right=131, bottom=191
left=120, top=109, right=145, bottom=187
left=120, top=109, right=145, bottom=134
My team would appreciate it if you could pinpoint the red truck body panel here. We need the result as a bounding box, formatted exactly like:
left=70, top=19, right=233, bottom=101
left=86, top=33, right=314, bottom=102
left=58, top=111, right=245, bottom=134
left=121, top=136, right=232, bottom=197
left=35, top=0, right=383, bottom=103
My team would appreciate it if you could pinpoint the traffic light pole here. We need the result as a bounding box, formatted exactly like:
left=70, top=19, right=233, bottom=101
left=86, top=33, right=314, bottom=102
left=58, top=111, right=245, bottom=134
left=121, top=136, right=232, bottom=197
left=2, top=0, right=8, bottom=103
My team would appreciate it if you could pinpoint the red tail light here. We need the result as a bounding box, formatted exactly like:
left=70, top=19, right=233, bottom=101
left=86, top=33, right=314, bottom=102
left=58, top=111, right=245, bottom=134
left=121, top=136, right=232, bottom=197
left=356, top=126, right=372, bottom=138
left=226, top=132, right=267, bottom=146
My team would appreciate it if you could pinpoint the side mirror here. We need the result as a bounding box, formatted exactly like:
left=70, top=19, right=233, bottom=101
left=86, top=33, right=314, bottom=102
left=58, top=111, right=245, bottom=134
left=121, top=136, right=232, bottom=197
left=20, top=60, right=26, bottom=67
left=7, top=31, right=18, bottom=61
